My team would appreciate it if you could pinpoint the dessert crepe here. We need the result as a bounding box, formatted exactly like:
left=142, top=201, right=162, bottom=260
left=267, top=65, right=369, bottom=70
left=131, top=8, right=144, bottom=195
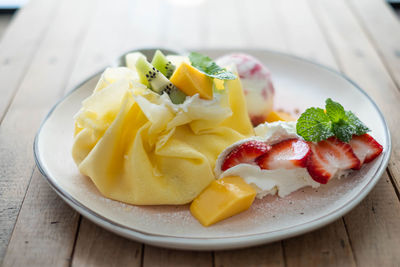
left=72, top=67, right=253, bottom=205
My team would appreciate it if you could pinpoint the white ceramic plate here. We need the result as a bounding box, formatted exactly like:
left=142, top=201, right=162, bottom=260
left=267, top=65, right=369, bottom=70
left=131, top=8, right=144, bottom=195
left=34, top=49, right=391, bottom=250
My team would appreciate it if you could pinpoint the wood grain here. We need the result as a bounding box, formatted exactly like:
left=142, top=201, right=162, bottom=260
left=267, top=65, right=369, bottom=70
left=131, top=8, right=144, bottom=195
left=65, top=0, right=167, bottom=92
left=2, top=169, right=80, bottom=267
left=284, top=220, right=356, bottom=267
left=204, top=0, right=290, bottom=265
left=348, top=0, right=400, bottom=89
left=310, top=0, right=400, bottom=191
left=143, top=246, right=212, bottom=267
left=273, top=0, right=337, bottom=68
left=71, top=219, right=142, bottom=267
left=0, top=0, right=59, bottom=120
left=310, top=0, right=400, bottom=264
left=265, top=1, right=357, bottom=265
left=1, top=0, right=400, bottom=265
left=344, top=173, right=400, bottom=266
left=68, top=0, right=215, bottom=265
left=0, top=0, right=96, bottom=262
left=211, top=0, right=357, bottom=265
left=214, top=242, right=285, bottom=267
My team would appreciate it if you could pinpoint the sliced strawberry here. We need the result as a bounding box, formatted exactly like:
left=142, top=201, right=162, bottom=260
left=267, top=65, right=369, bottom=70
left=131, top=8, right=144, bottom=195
left=306, top=137, right=361, bottom=184
left=221, top=140, right=270, bottom=171
left=257, top=138, right=310, bottom=170
left=349, top=134, right=383, bottom=169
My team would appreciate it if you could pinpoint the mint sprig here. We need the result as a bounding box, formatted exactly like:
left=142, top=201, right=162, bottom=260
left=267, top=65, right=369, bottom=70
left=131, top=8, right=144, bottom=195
left=188, top=52, right=236, bottom=80
left=296, top=98, right=370, bottom=143
left=296, top=107, right=334, bottom=142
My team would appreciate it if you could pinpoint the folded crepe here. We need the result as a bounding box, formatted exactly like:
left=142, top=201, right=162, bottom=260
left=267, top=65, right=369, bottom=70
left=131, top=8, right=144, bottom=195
left=72, top=67, right=253, bottom=205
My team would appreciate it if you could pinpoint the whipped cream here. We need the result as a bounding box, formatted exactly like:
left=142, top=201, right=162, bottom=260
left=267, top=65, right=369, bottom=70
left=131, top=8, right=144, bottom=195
left=215, top=121, right=320, bottom=199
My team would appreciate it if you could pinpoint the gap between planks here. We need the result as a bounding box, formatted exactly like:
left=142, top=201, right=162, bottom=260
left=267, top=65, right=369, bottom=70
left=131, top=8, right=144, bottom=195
left=347, top=0, right=400, bottom=90
left=0, top=0, right=100, bottom=264
left=345, top=0, right=400, bottom=196
left=309, top=0, right=400, bottom=265
left=3, top=0, right=400, bottom=266
left=0, top=0, right=59, bottom=123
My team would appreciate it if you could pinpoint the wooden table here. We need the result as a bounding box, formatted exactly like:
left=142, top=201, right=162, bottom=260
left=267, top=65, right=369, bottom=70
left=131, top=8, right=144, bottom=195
left=1, top=0, right=400, bottom=266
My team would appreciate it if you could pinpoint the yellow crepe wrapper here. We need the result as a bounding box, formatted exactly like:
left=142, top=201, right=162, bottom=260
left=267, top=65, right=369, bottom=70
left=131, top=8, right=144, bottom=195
left=72, top=67, right=253, bottom=205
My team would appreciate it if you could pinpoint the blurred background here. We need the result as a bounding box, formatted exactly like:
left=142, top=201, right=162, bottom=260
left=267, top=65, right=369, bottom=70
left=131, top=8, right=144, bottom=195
left=0, top=0, right=398, bottom=44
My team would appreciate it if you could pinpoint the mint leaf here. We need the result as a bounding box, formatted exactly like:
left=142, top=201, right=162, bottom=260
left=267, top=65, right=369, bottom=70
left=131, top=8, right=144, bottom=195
left=346, top=111, right=370, bottom=135
left=325, top=98, right=346, bottom=122
left=296, top=107, right=334, bottom=142
left=332, top=121, right=355, bottom=143
left=189, top=52, right=237, bottom=80
left=296, top=99, right=371, bottom=143
left=326, top=98, right=355, bottom=142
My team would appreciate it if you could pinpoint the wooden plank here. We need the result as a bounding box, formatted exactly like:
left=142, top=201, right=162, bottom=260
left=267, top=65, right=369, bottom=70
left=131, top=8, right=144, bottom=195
left=162, top=1, right=203, bottom=50
left=309, top=0, right=400, bottom=264
left=0, top=0, right=97, bottom=262
left=261, top=1, right=357, bottom=265
left=210, top=0, right=289, bottom=264
left=272, top=0, right=337, bottom=68
left=71, top=220, right=142, bottom=267
left=213, top=0, right=355, bottom=265
left=143, top=246, right=212, bottom=267
left=0, top=0, right=59, bottom=121
left=344, top=173, right=400, bottom=266
left=309, top=0, right=400, bottom=191
left=68, top=0, right=212, bottom=265
left=348, top=0, right=400, bottom=89
left=284, top=220, right=356, bottom=267
left=65, top=0, right=166, bottom=92
left=2, top=169, right=80, bottom=267
left=214, top=242, right=285, bottom=267
left=203, top=0, right=287, bottom=51
left=68, top=0, right=212, bottom=264
left=202, top=0, right=246, bottom=49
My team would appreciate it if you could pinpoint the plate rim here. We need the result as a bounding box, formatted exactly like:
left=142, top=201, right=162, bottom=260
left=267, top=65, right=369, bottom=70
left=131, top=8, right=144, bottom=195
left=33, top=48, right=392, bottom=250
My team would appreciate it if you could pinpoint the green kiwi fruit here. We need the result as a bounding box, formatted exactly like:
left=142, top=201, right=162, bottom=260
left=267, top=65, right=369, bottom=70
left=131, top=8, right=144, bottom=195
left=151, top=50, right=176, bottom=78
left=135, top=56, right=186, bottom=104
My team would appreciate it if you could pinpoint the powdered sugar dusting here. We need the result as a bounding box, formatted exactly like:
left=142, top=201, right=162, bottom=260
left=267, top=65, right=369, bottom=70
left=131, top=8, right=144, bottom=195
left=38, top=61, right=387, bottom=240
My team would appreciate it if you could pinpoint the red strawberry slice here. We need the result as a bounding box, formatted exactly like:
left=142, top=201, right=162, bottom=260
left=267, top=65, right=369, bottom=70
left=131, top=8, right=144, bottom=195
left=349, top=134, right=383, bottom=169
left=257, top=138, right=310, bottom=170
left=306, top=137, right=361, bottom=184
left=221, top=140, right=270, bottom=171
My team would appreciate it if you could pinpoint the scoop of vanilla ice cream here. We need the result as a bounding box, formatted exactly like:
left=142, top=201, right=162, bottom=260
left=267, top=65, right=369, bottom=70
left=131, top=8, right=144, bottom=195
left=216, top=53, right=275, bottom=126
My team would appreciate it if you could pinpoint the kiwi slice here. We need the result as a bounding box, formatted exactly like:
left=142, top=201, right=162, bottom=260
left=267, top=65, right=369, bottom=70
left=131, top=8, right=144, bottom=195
left=151, top=50, right=176, bottom=78
left=135, top=56, right=186, bottom=104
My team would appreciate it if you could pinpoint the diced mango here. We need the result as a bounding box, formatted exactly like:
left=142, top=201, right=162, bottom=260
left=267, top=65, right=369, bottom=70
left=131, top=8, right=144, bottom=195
left=170, top=62, right=213, bottom=100
left=265, top=110, right=296, bottom=122
left=213, top=79, right=225, bottom=90
left=190, top=176, right=256, bottom=226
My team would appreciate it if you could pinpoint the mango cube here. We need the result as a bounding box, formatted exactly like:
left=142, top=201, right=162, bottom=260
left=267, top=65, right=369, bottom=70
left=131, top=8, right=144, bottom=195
left=170, top=62, right=213, bottom=100
left=265, top=110, right=296, bottom=122
left=190, top=176, right=256, bottom=226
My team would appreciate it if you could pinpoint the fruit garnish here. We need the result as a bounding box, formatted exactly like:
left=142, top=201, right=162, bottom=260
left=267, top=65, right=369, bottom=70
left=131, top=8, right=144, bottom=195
left=221, top=140, right=270, bottom=171
left=296, top=98, right=369, bottom=143
left=169, top=62, right=213, bottom=100
left=257, top=138, right=310, bottom=170
left=135, top=56, right=187, bottom=104
left=265, top=110, right=295, bottom=123
left=188, top=52, right=237, bottom=80
left=190, top=176, right=256, bottom=227
left=151, top=50, right=176, bottom=78
left=306, top=137, right=361, bottom=184
left=349, top=133, right=383, bottom=168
